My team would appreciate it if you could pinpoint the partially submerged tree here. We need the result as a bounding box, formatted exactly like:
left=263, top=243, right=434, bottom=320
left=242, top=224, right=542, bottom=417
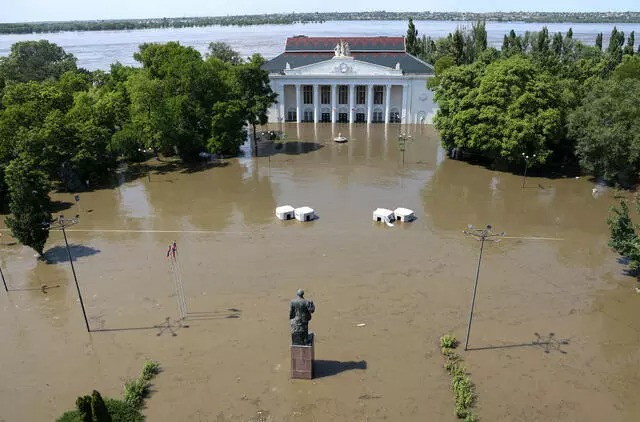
left=607, top=197, right=640, bottom=275
left=4, top=156, right=52, bottom=256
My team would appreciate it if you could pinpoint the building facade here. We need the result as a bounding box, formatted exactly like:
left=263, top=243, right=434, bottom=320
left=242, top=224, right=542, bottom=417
left=262, top=36, right=437, bottom=124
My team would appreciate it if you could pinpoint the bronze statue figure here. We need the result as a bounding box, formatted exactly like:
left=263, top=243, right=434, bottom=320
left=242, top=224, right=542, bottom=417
left=290, top=289, right=315, bottom=345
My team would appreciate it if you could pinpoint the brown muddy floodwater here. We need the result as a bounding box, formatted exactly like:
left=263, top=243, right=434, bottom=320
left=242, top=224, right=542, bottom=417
left=1, top=123, right=639, bottom=422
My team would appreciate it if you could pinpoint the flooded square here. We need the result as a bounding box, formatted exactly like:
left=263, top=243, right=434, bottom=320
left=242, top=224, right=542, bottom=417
left=1, top=123, right=639, bottom=421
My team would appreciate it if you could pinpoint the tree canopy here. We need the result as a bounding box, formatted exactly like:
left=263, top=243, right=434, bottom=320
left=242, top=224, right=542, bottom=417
left=0, top=41, right=275, bottom=254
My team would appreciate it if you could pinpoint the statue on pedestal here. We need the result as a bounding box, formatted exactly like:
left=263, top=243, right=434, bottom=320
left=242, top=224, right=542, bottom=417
left=289, top=289, right=315, bottom=345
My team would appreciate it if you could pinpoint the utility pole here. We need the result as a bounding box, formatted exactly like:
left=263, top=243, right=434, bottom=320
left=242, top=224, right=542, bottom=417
left=521, top=153, right=536, bottom=189
left=45, top=215, right=90, bottom=332
left=462, top=224, right=504, bottom=351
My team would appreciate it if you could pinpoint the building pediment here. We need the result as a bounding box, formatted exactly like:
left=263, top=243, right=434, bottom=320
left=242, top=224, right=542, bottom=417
left=283, top=57, right=403, bottom=77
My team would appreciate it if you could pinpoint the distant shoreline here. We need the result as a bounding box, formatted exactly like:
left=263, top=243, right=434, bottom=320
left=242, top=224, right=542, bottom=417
left=1, top=11, right=639, bottom=35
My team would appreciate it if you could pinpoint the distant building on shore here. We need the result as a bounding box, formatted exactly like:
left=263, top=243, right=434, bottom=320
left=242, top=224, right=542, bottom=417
left=262, top=36, right=437, bottom=124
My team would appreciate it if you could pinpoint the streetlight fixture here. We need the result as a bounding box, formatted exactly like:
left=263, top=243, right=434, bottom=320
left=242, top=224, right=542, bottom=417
left=521, top=153, right=536, bottom=189
left=44, top=214, right=90, bottom=332
left=462, top=224, right=504, bottom=351
left=398, top=132, right=412, bottom=165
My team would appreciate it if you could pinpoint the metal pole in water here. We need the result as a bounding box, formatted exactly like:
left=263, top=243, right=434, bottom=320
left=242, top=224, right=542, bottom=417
left=462, top=224, right=504, bottom=351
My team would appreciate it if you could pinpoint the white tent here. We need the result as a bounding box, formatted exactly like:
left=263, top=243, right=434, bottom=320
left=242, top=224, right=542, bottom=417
left=394, top=207, right=416, bottom=222
left=275, top=205, right=295, bottom=220
left=373, top=208, right=395, bottom=226
left=295, top=206, right=316, bottom=222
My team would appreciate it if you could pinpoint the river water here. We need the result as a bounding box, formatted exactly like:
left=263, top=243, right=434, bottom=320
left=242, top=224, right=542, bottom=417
left=1, top=20, right=639, bottom=70
left=1, top=123, right=639, bottom=421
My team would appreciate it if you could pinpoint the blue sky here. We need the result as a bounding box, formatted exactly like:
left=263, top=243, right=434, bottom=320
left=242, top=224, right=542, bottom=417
left=2, top=0, right=638, bottom=23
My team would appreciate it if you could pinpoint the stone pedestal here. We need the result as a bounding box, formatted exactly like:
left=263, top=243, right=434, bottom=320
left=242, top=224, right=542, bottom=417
left=290, top=333, right=314, bottom=379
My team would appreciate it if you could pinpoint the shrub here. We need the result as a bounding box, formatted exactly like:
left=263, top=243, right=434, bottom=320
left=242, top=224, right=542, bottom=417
left=75, top=396, right=92, bottom=422
left=440, top=334, right=458, bottom=349
left=141, top=360, right=160, bottom=381
left=91, top=390, right=112, bottom=422
left=56, top=399, right=142, bottom=422
left=123, top=378, right=150, bottom=408
left=103, top=399, right=144, bottom=422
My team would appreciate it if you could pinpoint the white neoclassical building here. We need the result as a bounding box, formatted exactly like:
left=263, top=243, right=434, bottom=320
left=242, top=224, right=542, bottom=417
left=263, top=36, right=437, bottom=124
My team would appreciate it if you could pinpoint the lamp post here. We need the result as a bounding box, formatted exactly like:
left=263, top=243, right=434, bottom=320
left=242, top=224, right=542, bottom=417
left=45, top=214, right=90, bottom=332
left=521, top=153, right=536, bottom=189
left=138, top=148, right=151, bottom=182
left=462, top=224, right=504, bottom=351
left=398, top=132, right=412, bottom=165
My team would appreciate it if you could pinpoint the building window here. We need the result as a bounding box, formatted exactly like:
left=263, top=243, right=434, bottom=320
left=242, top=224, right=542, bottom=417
left=321, top=86, right=331, bottom=104
left=303, top=109, right=314, bottom=122
left=338, top=85, right=348, bottom=104
left=374, top=86, right=384, bottom=105
left=303, top=85, right=313, bottom=104
left=373, top=109, right=383, bottom=122
left=287, top=108, right=297, bottom=122
left=389, top=109, right=401, bottom=123
left=356, top=86, right=366, bottom=105
left=338, top=112, right=348, bottom=123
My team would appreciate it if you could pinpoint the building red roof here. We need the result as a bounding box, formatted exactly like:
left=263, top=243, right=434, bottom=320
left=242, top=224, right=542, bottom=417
left=285, top=36, right=405, bottom=52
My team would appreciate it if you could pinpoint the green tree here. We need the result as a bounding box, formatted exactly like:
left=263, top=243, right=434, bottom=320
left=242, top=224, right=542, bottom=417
left=75, top=396, right=92, bottom=422
left=612, top=55, right=640, bottom=81
left=624, top=31, right=636, bottom=56
left=232, top=54, right=277, bottom=152
left=208, top=99, right=247, bottom=155
left=471, top=20, right=487, bottom=59
left=434, top=55, right=563, bottom=165
left=406, top=18, right=419, bottom=56
left=595, top=32, right=603, bottom=50
left=607, top=198, right=640, bottom=274
left=206, top=42, right=243, bottom=64
left=0, top=40, right=77, bottom=86
left=568, top=78, right=640, bottom=185
left=91, top=390, right=112, bottom=422
left=4, top=157, right=52, bottom=256
left=451, top=29, right=465, bottom=65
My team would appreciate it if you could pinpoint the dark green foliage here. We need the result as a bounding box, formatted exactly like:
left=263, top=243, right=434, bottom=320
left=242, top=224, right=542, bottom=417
left=595, top=33, right=603, bottom=50
left=206, top=42, right=242, bottom=65
left=56, top=399, right=142, bottom=422
left=406, top=18, right=419, bottom=56
left=624, top=31, right=635, bottom=56
left=568, top=78, right=640, bottom=185
left=434, top=55, right=563, bottom=165
left=0, top=39, right=275, bottom=246
left=91, top=390, right=112, bottom=422
left=4, top=157, right=51, bottom=256
left=57, top=361, right=159, bottom=421
left=607, top=199, right=640, bottom=274
left=0, top=40, right=77, bottom=85
left=75, top=396, right=92, bottom=422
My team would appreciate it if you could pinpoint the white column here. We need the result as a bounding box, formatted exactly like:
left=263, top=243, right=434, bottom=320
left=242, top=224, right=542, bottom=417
left=367, top=84, right=374, bottom=124
left=295, top=84, right=301, bottom=123
left=331, top=84, right=337, bottom=123
left=348, top=83, right=355, bottom=123
left=401, top=83, right=408, bottom=124
left=278, top=83, right=285, bottom=122
left=313, top=84, right=319, bottom=123
left=384, top=84, right=391, bottom=124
